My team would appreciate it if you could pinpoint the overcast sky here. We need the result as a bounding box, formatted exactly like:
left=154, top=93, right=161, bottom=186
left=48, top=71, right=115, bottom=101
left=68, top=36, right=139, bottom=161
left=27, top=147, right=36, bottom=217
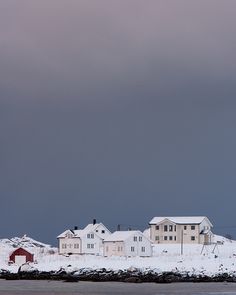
left=1, top=1, right=236, bottom=244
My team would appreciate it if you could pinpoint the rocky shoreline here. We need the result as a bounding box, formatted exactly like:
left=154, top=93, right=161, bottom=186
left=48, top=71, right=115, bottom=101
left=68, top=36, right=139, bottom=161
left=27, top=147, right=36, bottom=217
left=1, top=268, right=236, bottom=283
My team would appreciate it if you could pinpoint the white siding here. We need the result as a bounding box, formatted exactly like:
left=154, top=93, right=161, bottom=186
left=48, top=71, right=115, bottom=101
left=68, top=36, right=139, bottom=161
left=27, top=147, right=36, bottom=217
left=58, top=237, right=82, bottom=254
left=104, top=231, right=152, bottom=257
left=125, top=233, right=152, bottom=257
left=81, top=233, right=100, bottom=255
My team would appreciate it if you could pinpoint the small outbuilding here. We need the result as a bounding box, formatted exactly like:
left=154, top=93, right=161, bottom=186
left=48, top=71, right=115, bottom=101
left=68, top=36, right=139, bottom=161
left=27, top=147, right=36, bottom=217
left=9, top=247, right=34, bottom=265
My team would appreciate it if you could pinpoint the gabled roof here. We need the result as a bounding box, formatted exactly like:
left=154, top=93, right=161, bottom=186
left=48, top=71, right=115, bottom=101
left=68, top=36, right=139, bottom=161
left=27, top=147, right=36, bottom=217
left=149, top=216, right=213, bottom=226
left=57, top=229, right=74, bottom=239
left=104, top=231, right=143, bottom=242
left=57, top=223, right=109, bottom=239
left=9, top=247, right=33, bottom=257
left=83, top=223, right=111, bottom=234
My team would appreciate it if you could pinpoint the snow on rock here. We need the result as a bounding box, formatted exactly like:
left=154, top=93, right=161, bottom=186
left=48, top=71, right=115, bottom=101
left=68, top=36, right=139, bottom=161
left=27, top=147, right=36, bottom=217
left=19, top=263, right=38, bottom=273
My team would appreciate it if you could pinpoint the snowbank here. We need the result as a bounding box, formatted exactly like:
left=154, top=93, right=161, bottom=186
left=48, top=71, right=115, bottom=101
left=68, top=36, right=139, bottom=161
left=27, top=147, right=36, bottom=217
left=1, top=234, right=236, bottom=278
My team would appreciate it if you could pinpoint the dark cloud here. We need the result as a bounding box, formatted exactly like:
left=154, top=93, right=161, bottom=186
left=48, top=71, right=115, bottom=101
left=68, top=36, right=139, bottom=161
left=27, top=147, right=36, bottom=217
left=0, top=1, right=236, bottom=244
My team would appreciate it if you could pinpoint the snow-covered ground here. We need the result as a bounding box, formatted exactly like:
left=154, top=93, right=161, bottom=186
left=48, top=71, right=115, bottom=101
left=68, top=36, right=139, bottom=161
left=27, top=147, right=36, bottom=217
left=1, top=234, right=236, bottom=276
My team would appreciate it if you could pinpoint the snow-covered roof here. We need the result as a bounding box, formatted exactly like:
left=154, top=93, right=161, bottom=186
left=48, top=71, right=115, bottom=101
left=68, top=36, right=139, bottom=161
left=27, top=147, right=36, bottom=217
left=57, top=229, right=74, bottom=239
left=149, top=216, right=212, bottom=226
left=83, top=223, right=100, bottom=231
left=83, top=223, right=110, bottom=234
left=58, top=228, right=98, bottom=239
left=72, top=230, right=87, bottom=237
left=104, top=231, right=142, bottom=242
left=58, top=222, right=111, bottom=239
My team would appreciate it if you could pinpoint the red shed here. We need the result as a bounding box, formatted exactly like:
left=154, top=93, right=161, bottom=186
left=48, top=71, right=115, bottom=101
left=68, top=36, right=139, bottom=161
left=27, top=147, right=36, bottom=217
left=9, top=248, right=34, bottom=265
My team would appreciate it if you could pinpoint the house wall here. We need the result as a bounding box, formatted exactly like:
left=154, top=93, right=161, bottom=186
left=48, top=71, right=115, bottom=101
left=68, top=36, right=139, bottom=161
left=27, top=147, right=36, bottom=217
left=104, top=232, right=152, bottom=257
left=124, top=233, right=152, bottom=257
left=103, top=241, right=125, bottom=257
left=81, top=234, right=100, bottom=255
left=93, top=224, right=110, bottom=255
left=199, top=219, right=212, bottom=232
left=93, top=224, right=111, bottom=239
left=150, top=221, right=201, bottom=244
left=58, top=237, right=82, bottom=254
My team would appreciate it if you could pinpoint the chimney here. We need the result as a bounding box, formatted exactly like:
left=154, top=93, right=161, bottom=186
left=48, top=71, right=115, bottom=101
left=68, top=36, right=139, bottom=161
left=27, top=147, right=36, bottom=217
left=117, top=224, right=121, bottom=231
left=93, top=219, right=96, bottom=225
left=74, top=226, right=78, bottom=230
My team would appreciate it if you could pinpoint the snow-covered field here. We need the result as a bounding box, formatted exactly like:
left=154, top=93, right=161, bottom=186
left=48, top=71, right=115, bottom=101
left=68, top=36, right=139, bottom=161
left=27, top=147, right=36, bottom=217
left=1, top=235, right=236, bottom=276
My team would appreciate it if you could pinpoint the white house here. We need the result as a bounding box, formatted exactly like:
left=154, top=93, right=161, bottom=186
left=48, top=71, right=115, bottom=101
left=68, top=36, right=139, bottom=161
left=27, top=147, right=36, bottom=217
left=57, top=220, right=111, bottom=255
left=149, top=216, right=213, bottom=245
left=103, top=230, right=152, bottom=257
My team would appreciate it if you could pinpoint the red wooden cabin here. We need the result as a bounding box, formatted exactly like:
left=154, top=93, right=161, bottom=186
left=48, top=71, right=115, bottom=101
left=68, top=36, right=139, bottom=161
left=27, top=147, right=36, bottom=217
left=9, top=247, right=34, bottom=265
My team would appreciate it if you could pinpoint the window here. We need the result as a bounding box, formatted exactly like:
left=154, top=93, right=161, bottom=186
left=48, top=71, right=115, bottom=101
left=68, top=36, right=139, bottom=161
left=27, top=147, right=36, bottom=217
left=101, top=230, right=105, bottom=234
left=164, top=225, right=168, bottom=232
left=118, top=246, right=120, bottom=252
left=191, top=225, right=195, bottom=230
left=133, top=236, right=137, bottom=241
left=74, top=243, right=79, bottom=249
left=174, top=236, right=176, bottom=241
left=174, top=225, right=176, bottom=231
left=169, top=225, right=173, bottom=232
left=91, top=233, right=94, bottom=239
left=155, top=225, right=159, bottom=230
left=131, top=246, right=135, bottom=252
left=87, top=243, right=94, bottom=249
left=155, top=236, right=159, bottom=241
left=87, top=234, right=90, bottom=239
left=169, top=236, right=173, bottom=241
left=191, top=236, right=195, bottom=241
left=139, top=236, right=142, bottom=242
left=141, top=247, right=145, bottom=252
left=62, top=244, right=67, bottom=249
left=184, top=226, right=187, bottom=230
left=164, top=236, right=168, bottom=241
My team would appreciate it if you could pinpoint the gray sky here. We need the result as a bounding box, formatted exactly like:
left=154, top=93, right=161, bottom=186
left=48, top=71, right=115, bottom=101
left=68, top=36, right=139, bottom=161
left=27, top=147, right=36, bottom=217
left=1, top=1, right=236, bottom=244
